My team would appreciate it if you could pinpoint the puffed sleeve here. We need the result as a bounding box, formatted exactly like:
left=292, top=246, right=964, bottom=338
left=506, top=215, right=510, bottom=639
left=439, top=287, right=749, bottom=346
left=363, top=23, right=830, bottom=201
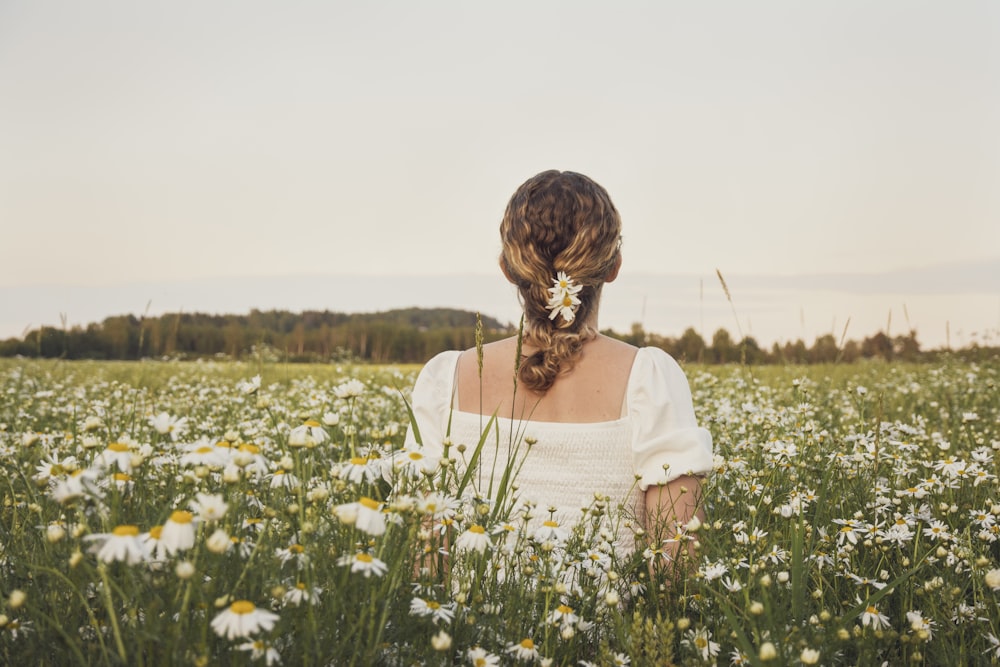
left=628, top=347, right=714, bottom=490
left=403, top=350, right=461, bottom=460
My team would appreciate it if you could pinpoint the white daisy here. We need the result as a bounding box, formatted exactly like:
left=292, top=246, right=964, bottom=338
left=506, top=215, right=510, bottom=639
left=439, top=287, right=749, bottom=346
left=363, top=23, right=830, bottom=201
left=190, top=492, right=229, bottom=522
left=545, top=272, right=583, bottom=323
left=288, top=420, right=327, bottom=448
left=467, top=646, right=501, bottom=666
left=454, top=524, right=492, bottom=554
left=532, top=519, right=569, bottom=543
left=210, top=600, right=280, bottom=639
left=336, top=552, right=388, bottom=578
left=160, top=510, right=197, bottom=554
left=334, top=497, right=387, bottom=536
left=237, top=639, right=281, bottom=665
left=85, top=525, right=150, bottom=565
left=148, top=412, right=188, bottom=440
left=95, top=441, right=134, bottom=472
left=409, top=597, right=456, bottom=623
left=505, top=638, right=539, bottom=662
left=282, top=582, right=321, bottom=607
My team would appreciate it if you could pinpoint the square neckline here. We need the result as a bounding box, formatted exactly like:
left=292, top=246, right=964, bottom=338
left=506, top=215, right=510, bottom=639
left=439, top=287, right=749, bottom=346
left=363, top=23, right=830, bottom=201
left=448, top=347, right=647, bottom=427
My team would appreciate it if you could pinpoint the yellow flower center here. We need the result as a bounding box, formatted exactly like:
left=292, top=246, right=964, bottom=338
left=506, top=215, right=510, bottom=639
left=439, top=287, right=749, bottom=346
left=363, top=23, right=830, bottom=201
left=112, top=525, right=140, bottom=537
left=543, top=520, right=559, bottom=528
left=238, top=443, right=260, bottom=454
left=408, top=452, right=423, bottom=460
left=170, top=510, right=194, bottom=524
left=304, top=420, right=321, bottom=428
left=149, top=526, right=163, bottom=539
left=195, top=446, right=213, bottom=454
left=356, top=553, right=373, bottom=563
left=557, top=604, right=573, bottom=614
left=215, top=441, right=231, bottom=449
left=350, top=456, right=369, bottom=466
left=296, top=582, right=307, bottom=591
left=113, top=473, right=131, bottom=481
left=289, top=544, right=304, bottom=553
left=562, top=295, right=573, bottom=307
left=469, top=525, right=485, bottom=534
left=230, top=600, right=256, bottom=614
left=519, top=638, right=535, bottom=650
left=427, top=601, right=440, bottom=610
left=108, top=442, right=129, bottom=452
left=359, top=497, right=380, bottom=510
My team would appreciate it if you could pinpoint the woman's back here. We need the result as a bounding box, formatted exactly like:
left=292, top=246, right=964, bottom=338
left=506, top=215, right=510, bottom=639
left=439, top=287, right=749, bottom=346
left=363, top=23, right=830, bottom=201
left=455, top=335, right=638, bottom=424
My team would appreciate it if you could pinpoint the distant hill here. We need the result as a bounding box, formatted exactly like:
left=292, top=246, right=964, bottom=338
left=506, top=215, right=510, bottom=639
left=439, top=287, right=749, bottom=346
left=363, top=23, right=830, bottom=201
left=0, top=307, right=513, bottom=363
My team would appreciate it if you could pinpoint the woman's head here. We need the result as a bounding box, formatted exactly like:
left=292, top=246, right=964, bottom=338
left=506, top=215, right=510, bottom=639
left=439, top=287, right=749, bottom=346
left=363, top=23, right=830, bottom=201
left=499, top=170, right=622, bottom=392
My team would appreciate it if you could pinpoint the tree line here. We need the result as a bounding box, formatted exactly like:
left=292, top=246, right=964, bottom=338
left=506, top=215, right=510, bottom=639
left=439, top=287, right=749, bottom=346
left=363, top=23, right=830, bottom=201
left=0, top=308, right=992, bottom=364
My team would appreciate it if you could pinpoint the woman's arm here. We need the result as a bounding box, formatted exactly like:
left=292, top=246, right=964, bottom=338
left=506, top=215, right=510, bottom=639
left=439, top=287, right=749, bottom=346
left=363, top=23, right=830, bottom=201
left=644, top=473, right=704, bottom=566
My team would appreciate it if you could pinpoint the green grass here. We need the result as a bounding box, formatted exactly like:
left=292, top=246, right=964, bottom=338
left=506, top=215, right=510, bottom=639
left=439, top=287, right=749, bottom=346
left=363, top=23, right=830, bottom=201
left=0, top=356, right=997, bottom=665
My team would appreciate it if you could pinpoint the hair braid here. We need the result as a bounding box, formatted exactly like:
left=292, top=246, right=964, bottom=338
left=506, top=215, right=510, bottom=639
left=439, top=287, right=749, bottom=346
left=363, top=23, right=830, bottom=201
left=499, top=170, right=622, bottom=393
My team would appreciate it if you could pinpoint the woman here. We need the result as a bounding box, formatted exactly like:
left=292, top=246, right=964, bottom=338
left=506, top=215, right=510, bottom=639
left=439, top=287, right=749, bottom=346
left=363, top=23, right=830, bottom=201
left=405, top=170, right=713, bottom=558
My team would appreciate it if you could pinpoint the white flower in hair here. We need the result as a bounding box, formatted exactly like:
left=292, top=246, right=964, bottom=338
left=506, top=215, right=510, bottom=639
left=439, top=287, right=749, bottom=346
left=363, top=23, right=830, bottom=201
left=546, top=271, right=583, bottom=323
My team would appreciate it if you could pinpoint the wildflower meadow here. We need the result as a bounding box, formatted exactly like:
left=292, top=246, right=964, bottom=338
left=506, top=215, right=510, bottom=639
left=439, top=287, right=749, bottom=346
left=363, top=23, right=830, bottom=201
left=0, top=354, right=998, bottom=665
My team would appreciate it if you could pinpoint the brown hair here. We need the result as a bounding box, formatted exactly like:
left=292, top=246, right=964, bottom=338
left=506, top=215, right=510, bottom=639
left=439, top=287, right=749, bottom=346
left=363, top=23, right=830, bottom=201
left=499, top=170, right=622, bottom=393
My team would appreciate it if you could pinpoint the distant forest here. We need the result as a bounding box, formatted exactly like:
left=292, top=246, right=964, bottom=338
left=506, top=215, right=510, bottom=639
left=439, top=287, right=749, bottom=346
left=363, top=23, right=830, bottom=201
left=0, top=308, right=993, bottom=364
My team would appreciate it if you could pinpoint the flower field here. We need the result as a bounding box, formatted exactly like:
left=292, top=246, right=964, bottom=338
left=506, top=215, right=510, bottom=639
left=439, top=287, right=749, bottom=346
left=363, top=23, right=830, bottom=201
left=0, top=356, right=998, bottom=665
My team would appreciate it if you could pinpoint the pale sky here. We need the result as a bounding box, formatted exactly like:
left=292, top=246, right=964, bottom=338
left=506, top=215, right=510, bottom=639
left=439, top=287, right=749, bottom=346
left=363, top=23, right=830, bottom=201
left=1, top=1, right=998, bottom=347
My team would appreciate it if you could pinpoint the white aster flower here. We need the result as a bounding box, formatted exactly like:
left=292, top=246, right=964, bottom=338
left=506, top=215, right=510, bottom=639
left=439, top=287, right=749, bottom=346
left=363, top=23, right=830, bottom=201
left=191, top=492, right=229, bottom=522
left=409, top=597, right=456, bottom=623
left=454, top=524, right=492, bottom=554
left=467, top=646, right=501, bottom=666
left=505, top=638, right=539, bottom=662
left=282, top=582, right=321, bottom=607
left=85, top=525, right=150, bottom=565
left=545, top=271, right=582, bottom=323
left=334, top=379, right=366, bottom=399
left=417, top=492, right=460, bottom=520
left=237, top=638, right=282, bottom=665
left=148, top=412, right=188, bottom=440
left=337, top=552, right=388, bottom=577
left=179, top=440, right=229, bottom=468
left=390, top=445, right=440, bottom=479
left=237, top=375, right=262, bottom=395
left=96, top=440, right=135, bottom=472
left=682, top=627, right=720, bottom=661
left=546, top=604, right=579, bottom=627
left=905, top=609, right=934, bottom=639
left=860, top=602, right=890, bottom=630
left=206, top=528, right=231, bottom=554
left=268, top=469, right=300, bottom=490
left=288, top=420, right=327, bottom=448
left=51, top=467, right=104, bottom=504
left=532, top=519, right=569, bottom=543
left=210, top=600, right=280, bottom=639
left=337, top=455, right=382, bottom=484
left=334, top=497, right=387, bottom=536
left=160, top=510, right=197, bottom=555
left=431, top=630, right=452, bottom=651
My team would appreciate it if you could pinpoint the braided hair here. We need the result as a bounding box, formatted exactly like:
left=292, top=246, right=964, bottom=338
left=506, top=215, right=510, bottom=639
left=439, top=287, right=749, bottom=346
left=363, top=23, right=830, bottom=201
left=499, top=170, right=623, bottom=393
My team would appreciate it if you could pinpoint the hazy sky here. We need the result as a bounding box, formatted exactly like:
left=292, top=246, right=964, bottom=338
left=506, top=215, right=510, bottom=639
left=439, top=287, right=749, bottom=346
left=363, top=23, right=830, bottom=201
left=1, top=1, right=998, bottom=346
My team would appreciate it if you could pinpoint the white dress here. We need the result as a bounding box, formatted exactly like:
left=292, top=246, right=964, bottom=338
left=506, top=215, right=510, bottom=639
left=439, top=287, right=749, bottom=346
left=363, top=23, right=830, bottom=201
left=404, top=347, right=714, bottom=550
